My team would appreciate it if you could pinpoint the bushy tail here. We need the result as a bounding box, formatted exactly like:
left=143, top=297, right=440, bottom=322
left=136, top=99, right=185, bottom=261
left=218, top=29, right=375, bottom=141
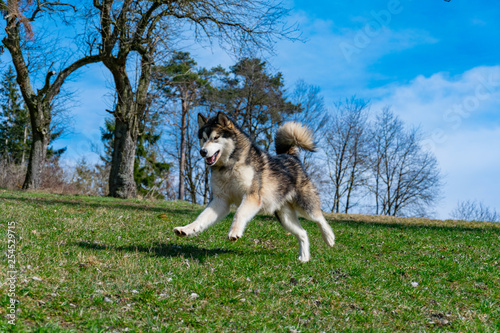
left=275, top=122, right=316, bottom=156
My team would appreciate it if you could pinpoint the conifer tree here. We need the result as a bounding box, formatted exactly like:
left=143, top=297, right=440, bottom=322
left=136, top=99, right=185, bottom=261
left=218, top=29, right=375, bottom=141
left=153, top=52, right=210, bottom=200
left=0, top=66, right=30, bottom=164
left=207, top=58, right=299, bottom=150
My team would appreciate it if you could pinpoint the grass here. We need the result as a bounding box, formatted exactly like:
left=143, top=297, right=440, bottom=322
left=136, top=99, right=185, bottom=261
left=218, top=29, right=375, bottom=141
left=0, top=189, right=499, bottom=332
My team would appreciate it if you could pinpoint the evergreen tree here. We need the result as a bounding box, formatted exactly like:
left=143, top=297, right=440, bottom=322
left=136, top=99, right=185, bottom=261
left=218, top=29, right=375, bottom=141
left=152, top=51, right=210, bottom=201
left=100, top=118, right=115, bottom=167
left=134, top=111, right=171, bottom=198
left=207, top=58, right=299, bottom=150
left=0, top=66, right=66, bottom=166
left=0, top=66, right=31, bottom=164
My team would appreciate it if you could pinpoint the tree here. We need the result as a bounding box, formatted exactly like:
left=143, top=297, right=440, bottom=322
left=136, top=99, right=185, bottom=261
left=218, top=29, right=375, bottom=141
left=100, top=114, right=172, bottom=199
left=1, top=0, right=101, bottom=189
left=134, top=112, right=172, bottom=199
left=152, top=51, right=209, bottom=201
left=73, top=158, right=104, bottom=196
left=0, top=66, right=30, bottom=164
left=451, top=200, right=499, bottom=222
left=368, top=108, right=442, bottom=216
left=207, top=58, right=299, bottom=150
left=323, top=97, right=370, bottom=213
left=287, top=80, right=328, bottom=177
left=182, top=109, right=209, bottom=203
left=92, top=0, right=293, bottom=198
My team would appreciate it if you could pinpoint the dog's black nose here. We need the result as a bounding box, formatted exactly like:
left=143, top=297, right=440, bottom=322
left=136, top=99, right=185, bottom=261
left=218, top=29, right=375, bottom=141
left=200, top=148, right=207, bottom=157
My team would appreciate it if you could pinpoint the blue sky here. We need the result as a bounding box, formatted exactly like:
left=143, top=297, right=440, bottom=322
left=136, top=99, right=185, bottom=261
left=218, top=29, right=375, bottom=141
left=10, top=0, right=499, bottom=218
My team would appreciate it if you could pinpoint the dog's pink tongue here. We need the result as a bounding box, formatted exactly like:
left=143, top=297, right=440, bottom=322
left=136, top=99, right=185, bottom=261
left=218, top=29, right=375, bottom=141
left=207, top=154, right=216, bottom=164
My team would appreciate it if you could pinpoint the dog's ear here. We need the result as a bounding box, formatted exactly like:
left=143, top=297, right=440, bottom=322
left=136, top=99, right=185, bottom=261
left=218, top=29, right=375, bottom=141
left=216, top=111, right=233, bottom=128
left=198, top=113, right=208, bottom=128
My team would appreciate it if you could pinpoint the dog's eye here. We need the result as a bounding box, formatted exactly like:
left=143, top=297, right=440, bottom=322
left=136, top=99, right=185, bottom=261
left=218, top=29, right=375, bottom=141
left=213, top=136, right=220, bottom=141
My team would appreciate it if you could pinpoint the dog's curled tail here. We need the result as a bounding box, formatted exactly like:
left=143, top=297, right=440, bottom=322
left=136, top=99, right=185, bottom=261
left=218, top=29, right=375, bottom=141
left=275, top=122, right=316, bottom=156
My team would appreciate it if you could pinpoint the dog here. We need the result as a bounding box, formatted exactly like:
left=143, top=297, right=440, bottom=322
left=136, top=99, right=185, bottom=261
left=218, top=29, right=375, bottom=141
left=173, top=112, right=335, bottom=262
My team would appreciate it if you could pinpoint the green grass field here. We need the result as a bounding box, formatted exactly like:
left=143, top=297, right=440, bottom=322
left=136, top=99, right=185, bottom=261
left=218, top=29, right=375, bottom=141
left=1, top=189, right=499, bottom=332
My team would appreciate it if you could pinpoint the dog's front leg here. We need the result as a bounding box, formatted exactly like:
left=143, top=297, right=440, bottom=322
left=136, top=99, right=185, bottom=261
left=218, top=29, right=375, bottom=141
left=227, top=194, right=261, bottom=241
left=174, top=198, right=230, bottom=237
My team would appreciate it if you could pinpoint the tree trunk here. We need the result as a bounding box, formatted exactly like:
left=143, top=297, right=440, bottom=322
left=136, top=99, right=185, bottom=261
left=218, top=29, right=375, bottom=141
left=104, top=51, right=153, bottom=198
left=22, top=99, right=51, bottom=189
left=22, top=127, right=49, bottom=189
left=189, top=183, right=196, bottom=204
left=178, top=99, right=187, bottom=200
left=108, top=115, right=138, bottom=198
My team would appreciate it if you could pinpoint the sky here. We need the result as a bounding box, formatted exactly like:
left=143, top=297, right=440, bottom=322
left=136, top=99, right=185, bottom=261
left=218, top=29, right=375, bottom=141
left=5, top=0, right=499, bottom=219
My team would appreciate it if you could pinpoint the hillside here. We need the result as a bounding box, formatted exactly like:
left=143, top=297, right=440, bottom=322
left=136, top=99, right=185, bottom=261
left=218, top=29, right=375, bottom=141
left=1, top=190, right=499, bottom=332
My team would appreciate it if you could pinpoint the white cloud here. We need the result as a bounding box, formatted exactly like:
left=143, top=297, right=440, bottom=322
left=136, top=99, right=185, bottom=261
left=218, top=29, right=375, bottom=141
left=435, top=127, right=500, bottom=219
left=266, top=12, right=438, bottom=100
left=370, top=66, right=500, bottom=130
left=368, top=66, right=500, bottom=218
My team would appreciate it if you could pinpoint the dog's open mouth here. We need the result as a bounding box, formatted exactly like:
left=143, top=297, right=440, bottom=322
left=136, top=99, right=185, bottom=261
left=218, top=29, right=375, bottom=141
left=205, top=150, right=220, bottom=166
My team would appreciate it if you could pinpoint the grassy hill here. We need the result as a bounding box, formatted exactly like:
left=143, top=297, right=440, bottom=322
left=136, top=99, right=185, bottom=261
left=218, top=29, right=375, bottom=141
left=1, top=189, right=499, bottom=332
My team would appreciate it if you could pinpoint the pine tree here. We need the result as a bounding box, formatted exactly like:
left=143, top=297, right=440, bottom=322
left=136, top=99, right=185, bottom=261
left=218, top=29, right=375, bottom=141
left=0, top=66, right=31, bottom=164
left=152, top=51, right=210, bottom=201
left=206, top=58, right=299, bottom=150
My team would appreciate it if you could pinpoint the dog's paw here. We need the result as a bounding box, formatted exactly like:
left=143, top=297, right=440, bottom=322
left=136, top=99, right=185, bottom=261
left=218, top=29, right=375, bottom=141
left=323, top=233, right=335, bottom=247
left=227, top=230, right=242, bottom=242
left=174, top=227, right=188, bottom=237
left=298, top=254, right=310, bottom=263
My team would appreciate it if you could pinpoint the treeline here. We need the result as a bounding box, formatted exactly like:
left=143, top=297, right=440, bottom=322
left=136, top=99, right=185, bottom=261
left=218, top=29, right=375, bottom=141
left=322, top=100, right=441, bottom=216
left=2, top=0, right=485, bottom=219
left=1, top=50, right=444, bottom=217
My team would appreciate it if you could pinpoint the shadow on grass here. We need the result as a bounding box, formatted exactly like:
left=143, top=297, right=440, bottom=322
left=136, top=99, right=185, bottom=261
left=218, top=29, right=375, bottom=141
left=0, top=194, right=199, bottom=216
left=74, top=240, right=242, bottom=263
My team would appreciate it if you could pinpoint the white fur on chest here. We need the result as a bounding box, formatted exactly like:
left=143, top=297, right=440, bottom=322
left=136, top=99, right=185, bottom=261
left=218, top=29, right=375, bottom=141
left=211, top=165, right=255, bottom=205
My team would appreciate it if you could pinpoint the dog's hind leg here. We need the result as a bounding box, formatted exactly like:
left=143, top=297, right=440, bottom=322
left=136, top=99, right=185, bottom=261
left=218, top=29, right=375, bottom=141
left=276, top=204, right=310, bottom=262
left=174, top=197, right=230, bottom=237
left=227, top=194, right=262, bottom=241
left=296, top=183, right=335, bottom=248
left=299, top=207, right=335, bottom=248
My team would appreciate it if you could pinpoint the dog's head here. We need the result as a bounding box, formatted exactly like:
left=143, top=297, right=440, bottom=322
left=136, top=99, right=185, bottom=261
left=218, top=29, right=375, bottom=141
left=198, top=112, right=236, bottom=167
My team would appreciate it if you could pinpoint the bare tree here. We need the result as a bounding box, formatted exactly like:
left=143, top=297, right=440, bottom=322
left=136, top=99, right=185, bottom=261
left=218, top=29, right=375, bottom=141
left=287, top=79, right=328, bottom=181
left=368, top=108, right=442, bottom=216
left=90, top=0, right=293, bottom=198
left=451, top=200, right=499, bottom=222
left=2, top=1, right=101, bottom=189
left=323, top=97, right=370, bottom=213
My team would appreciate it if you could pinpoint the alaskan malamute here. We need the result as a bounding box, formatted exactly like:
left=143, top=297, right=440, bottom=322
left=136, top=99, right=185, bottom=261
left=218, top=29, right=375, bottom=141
left=174, top=112, right=335, bottom=262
